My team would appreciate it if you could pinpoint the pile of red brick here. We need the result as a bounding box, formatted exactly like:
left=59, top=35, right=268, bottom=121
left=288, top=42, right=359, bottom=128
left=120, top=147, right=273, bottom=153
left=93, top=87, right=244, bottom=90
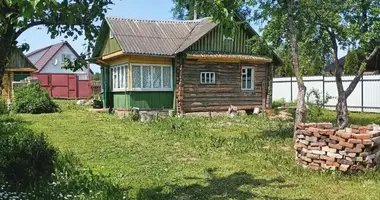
left=294, top=122, right=380, bottom=172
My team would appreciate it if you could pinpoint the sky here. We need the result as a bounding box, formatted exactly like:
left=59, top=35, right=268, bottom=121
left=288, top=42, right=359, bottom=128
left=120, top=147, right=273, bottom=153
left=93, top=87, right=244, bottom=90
left=17, top=0, right=346, bottom=73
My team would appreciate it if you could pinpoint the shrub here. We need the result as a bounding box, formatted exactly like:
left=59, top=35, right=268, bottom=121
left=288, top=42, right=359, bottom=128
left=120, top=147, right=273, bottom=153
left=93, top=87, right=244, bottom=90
left=306, top=88, right=332, bottom=122
left=12, top=84, right=59, bottom=114
left=0, top=121, right=57, bottom=187
left=0, top=99, right=8, bottom=114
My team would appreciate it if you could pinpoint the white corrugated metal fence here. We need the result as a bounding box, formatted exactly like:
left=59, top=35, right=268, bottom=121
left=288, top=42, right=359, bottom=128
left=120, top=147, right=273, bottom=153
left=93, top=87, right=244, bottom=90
left=272, top=75, right=380, bottom=113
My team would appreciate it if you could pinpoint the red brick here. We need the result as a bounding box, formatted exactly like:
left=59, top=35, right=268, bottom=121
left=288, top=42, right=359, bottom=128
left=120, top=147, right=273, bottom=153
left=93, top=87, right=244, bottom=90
left=320, top=155, right=336, bottom=162
left=337, top=158, right=354, bottom=165
left=339, top=164, right=350, bottom=172
left=336, top=132, right=352, bottom=139
left=313, top=132, right=321, bottom=137
left=330, top=135, right=346, bottom=142
left=310, top=142, right=327, bottom=147
left=308, top=146, right=321, bottom=150
left=352, top=129, right=360, bottom=134
left=328, top=143, right=343, bottom=150
left=296, top=122, right=305, bottom=130
left=307, top=153, right=320, bottom=159
left=319, top=129, right=334, bottom=135
left=352, top=134, right=371, bottom=139
left=310, top=162, right=320, bottom=167
left=305, top=123, right=317, bottom=128
left=326, top=160, right=340, bottom=167
left=339, top=141, right=354, bottom=148
left=294, top=143, right=306, bottom=150
left=317, top=123, right=333, bottom=129
left=355, top=144, right=365, bottom=149
left=313, top=159, right=326, bottom=164
left=362, top=139, right=373, bottom=145
left=347, top=139, right=362, bottom=144
left=345, top=147, right=363, bottom=153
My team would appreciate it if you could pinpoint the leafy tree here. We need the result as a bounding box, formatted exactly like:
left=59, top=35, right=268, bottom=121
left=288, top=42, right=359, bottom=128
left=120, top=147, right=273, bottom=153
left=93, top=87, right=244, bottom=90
left=92, top=72, right=101, bottom=81
left=303, top=0, right=380, bottom=128
left=0, top=0, right=113, bottom=96
left=344, top=51, right=360, bottom=75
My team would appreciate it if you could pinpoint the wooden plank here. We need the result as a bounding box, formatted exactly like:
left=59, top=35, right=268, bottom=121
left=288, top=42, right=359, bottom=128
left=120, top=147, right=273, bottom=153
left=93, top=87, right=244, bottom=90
left=183, top=91, right=260, bottom=97
left=183, top=105, right=262, bottom=112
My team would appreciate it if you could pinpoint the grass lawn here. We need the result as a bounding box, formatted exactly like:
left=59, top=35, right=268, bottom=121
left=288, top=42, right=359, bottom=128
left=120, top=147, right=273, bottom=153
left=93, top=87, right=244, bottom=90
left=19, top=101, right=380, bottom=200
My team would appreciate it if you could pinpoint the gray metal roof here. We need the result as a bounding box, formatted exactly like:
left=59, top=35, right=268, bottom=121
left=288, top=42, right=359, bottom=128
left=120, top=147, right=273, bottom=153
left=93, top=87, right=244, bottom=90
left=105, top=17, right=216, bottom=56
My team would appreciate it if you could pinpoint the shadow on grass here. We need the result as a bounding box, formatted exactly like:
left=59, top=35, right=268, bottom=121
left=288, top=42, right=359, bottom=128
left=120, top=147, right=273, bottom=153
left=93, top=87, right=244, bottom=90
left=137, top=168, right=308, bottom=200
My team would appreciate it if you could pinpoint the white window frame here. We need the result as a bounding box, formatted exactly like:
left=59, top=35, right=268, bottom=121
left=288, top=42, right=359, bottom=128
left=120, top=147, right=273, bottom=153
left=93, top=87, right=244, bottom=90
left=131, top=64, right=173, bottom=91
left=110, top=64, right=128, bottom=92
left=241, top=66, right=254, bottom=91
left=200, top=72, right=216, bottom=84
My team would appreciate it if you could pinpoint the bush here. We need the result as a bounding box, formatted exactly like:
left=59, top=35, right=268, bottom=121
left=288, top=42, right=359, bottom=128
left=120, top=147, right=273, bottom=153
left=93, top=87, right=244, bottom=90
left=306, top=88, right=332, bottom=122
left=12, top=84, right=59, bottom=114
left=0, top=99, right=8, bottom=114
left=0, top=120, right=57, bottom=187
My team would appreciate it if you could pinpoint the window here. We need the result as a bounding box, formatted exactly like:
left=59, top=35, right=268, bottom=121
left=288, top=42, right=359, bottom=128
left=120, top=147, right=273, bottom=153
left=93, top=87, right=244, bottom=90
left=131, top=65, right=172, bottom=91
left=241, top=67, right=254, bottom=91
left=61, top=54, right=71, bottom=63
left=200, top=72, right=216, bottom=84
left=109, top=31, right=114, bottom=39
left=110, top=64, right=128, bottom=91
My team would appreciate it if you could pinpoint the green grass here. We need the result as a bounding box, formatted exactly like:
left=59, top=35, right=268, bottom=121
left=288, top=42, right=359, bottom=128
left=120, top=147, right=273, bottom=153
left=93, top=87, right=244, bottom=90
left=18, top=100, right=380, bottom=199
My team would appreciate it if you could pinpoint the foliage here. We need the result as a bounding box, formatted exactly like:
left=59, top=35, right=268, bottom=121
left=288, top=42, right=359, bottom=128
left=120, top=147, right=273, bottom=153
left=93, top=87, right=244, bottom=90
left=0, top=119, right=57, bottom=187
left=344, top=51, right=360, bottom=75
left=92, top=72, right=101, bottom=81
left=272, top=98, right=287, bottom=109
left=0, top=99, right=8, bottom=115
left=12, top=84, right=59, bottom=114
left=306, top=88, right=332, bottom=122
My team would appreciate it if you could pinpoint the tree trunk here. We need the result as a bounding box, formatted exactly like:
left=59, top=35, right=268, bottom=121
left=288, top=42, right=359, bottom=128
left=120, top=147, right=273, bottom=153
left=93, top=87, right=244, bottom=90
left=288, top=0, right=307, bottom=140
left=334, top=46, right=378, bottom=128
left=336, top=92, right=349, bottom=129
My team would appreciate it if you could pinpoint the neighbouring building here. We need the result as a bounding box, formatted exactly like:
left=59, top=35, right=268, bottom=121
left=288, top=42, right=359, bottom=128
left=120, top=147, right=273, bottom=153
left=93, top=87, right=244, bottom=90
left=26, top=41, right=93, bottom=99
left=26, top=41, right=91, bottom=76
left=93, top=15, right=282, bottom=113
left=2, top=49, right=37, bottom=100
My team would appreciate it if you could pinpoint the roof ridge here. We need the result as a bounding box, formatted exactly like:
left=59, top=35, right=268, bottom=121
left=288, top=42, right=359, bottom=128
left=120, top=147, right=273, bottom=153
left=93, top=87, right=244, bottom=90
left=106, top=17, right=210, bottom=23
left=26, top=41, right=66, bottom=57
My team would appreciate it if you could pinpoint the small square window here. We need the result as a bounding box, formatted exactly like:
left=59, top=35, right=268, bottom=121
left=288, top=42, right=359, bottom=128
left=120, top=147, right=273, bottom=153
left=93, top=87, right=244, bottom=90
left=200, top=72, right=216, bottom=84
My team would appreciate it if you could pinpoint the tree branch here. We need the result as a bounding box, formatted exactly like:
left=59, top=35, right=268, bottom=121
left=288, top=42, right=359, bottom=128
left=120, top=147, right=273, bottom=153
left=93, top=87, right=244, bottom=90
left=345, top=46, right=379, bottom=97
left=15, top=20, right=48, bottom=38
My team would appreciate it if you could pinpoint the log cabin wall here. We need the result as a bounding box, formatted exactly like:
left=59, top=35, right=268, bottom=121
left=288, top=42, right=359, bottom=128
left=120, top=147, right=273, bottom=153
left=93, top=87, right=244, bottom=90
left=180, top=59, right=268, bottom=113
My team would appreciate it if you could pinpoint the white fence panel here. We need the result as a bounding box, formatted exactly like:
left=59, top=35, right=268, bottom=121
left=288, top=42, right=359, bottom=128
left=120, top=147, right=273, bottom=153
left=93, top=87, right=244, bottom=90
left=272, top=75, right=380, bottom=113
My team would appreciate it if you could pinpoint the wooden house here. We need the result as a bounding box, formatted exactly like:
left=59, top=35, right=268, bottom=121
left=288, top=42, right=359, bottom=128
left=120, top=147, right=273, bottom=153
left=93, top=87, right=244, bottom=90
left=93, top=16, right=282, bottom=113
left=2, top=50, right=37, bottom=100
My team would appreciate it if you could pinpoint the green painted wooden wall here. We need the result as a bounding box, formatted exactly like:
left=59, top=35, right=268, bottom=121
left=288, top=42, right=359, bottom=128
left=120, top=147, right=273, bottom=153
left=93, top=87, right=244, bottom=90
left=101, top=31, right=121, bottom=56
left=113, top=92, right=130, bottom=108
left=187, top=24, right=253, bottom=54
left=112, top=91, right=173, bottom=109
left=130, top=92, right=173, bottom=109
